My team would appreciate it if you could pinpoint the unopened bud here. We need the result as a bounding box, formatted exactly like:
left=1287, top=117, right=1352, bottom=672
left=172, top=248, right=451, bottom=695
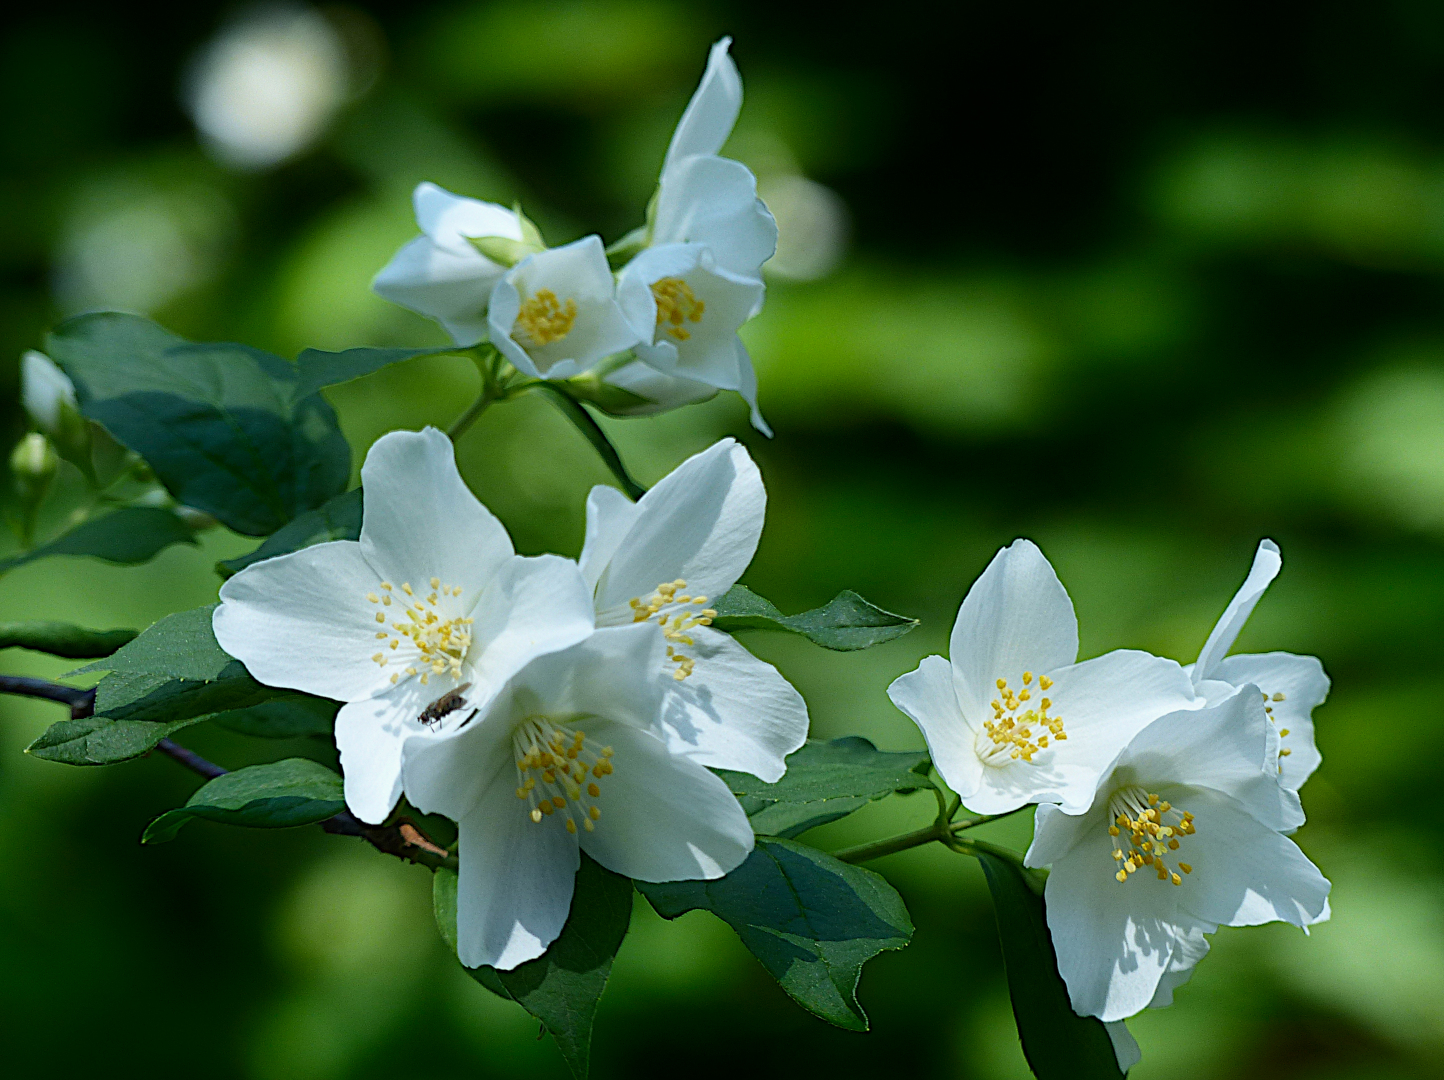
left=10, top=433, right=58, bottom=503
left=21, top=350, right=92, bottom=472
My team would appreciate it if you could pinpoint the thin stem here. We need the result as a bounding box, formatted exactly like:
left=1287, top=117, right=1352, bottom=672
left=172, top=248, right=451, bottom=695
left=528, top=382, right=647, bottom=499
left=156, top=738, right=227, bottom=780
left=832, top=820, right=951, bottom=864
left=447, top=347, right=508, bottom=441
left=0, top=675, right=94, bottom=717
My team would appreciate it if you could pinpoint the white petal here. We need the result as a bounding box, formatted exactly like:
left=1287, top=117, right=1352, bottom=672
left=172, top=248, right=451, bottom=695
left=413, top=182, right=522, bottom=254
left=592, top=438, right=764, bottom=615
left=1194, top=539, right=1281, bottom=683
left=1170, top=785, right=1330, bottom=929
left=579, top=484, right=640, bottom=593
left=1146, top=925, right=1210, bottom=1009
left=21, top=350, right=76, bottom=434
left=949, top=539, right=1078, bottom=720
left=577, top=716, right=754, bottom=882
left=660, top=626, right=808, bottom=782
left=500, top=624, right=670, bottom=732
left=1105, top=1021, right=1142, bottom=1074
left=1120, top=690, right=1303, bottom=833
left=214, top=539, right=387, bottom=702
left=358, top=428, right=514, bottom=597
left=1024, top=800, right=1100, bottom=868
left=1043, top=822, right=1208, bottom=1021
left=653, top=155, right=777, bottom=280
left=336, top=684, right=437, bottom=824
left=732, top=337, right=771, bottom=437
left=371, top=236, right=493, bottom=346
left=600, top=360, right=719, bottom=415
left=887, top=654, right=983, bottom=803
left=466, top=555, right=596, bottom=703
left=1214, top=652, right=1328, bottom=791
left=662, top=38, right=742, bottom=175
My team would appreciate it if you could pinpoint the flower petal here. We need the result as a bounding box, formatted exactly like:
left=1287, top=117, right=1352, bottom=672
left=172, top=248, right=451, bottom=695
left=577, top=716, right=754, bottom=882
left=336, top=682, right=446, bottom=824
left=578, top=484, right=641, bottom=593
left=653, top=155, right=777, bottom=280
left=662, top=38, right=742, bottom=176
left=660, top=626, right=808, bottom=782
left=413, top=182, right=521, bottom=253
left=358, top=428, right=514, bottom=599
left=887, top=654, right=983, bottom=803
left=1214, top=651, right=1328, bottom=791
left=1146, top=924, right=1210, bottom=1009
left=600, top=361, right=719, bottom=415
left=1104, top=1022, right=1142, bottom=1074
left=949, top=539, right=1078, bottom=720
left=1194, top=539, right=1281, bottom=683
left=214, top=539, right=388, bottom=701
left=370, top=236, right=492, bottom=346
left=1169, top=785, right=1330, bottom=929
left=592, top=438, right=764, bottom=616
left=732, top=337, right=771, bottom=437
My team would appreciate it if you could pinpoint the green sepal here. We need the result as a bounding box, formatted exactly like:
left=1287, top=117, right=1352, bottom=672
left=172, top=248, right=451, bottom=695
left=974, top=849, right=1126, bottom=1079
left=218, top=488, right=362, bottom=577
left=558, top=369, right=653, bottom=414
left=435, top=855, right=632, bottom=1079
left=718, top=736, right=933, bottom=838
left=711, top=584, right=919, bottom=651
left=142, top=758, right=344, bottom=843
left=468, top=235, right=543, bottom=267
left=0, top=506, right=196, bottom=576
left=639, top=837, right=912, bottom=1031
left=604, top=225, right=648, bottom=269
left=0, top=621, right=137, bottom=659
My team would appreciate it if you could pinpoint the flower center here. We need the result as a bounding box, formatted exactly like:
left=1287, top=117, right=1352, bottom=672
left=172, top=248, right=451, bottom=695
left=628, top=578, right=717, bottom=680
left=513, top=717, right=614, bottom=835
left=366, top=579, right=474, bottom=687
left=975, top=672, right=1065, bottom=765
left=1263, top=689, right=1292, bottom=769
left=651, top=277, right=705, bottom=342
left=1107, top=786, right=1196, bottom=886
left=515, top=288, right=577, bottom=347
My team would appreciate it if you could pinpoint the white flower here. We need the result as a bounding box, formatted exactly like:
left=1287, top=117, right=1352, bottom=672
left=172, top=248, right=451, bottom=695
left=617, top=243, right=770, bottom=434
left=371, top=182, right=525, bottom=345
left=1189, top=539, right=1329, bottom=792
left=591, top=359, right=719, bottom=415
left=1024, top=687, right=1331, bottom=1022
left=578, top=438, right=809, bottom=782
left=887, top=540, right=1199, bottom=816
left=401, top=623, right=755, bottom=969
left=487, top=235, right=638, bottom=380
left=650, top=39, right=776, bottom=284
left=213, top=427, right=595, bottom=824
left=21, top=350, right=79, bottom=438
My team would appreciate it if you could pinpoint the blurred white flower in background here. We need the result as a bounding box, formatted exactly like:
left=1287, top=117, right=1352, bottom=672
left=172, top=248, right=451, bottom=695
left=185, top=5, right=351, bottom=170
left=759, top=173, right=850, bottom=282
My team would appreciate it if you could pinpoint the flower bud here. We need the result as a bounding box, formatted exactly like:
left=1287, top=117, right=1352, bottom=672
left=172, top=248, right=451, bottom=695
left=21, top=350, right=92, bottom=472
left=565, top=361, right=717, bottom=417
left=10, top=432, right=58, bottom=505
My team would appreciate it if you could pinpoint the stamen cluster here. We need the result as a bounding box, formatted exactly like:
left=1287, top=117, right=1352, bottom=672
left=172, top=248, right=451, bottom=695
left=366, top=578, right=474, bottom=686
left=629, top=578, right=717, bottom=680
left=651, top=277, right=706, bottom=342
left=980, top=672, right=1065, bottom=763
left=1108, top=788, right=1195, bottom=886
left=513, top=718, right=615, bottom=834
left=515, top=288, right=578, bottom=347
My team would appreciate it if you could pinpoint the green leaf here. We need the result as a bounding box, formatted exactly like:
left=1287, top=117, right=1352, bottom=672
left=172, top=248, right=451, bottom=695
left=0, top=506, right=196, bottom=575
left=292, top=346, right=457, bottom=401
left=142, top=758, right=345, bottom=843
left=718, top=737, right=933, bottom=838
left=46, top=312, right=351, bottom=536
left=975, top=849, right=1125, bottom=1080
left=0, top=621, right=137, bottom=659
left=210, top=693, right=339, bottom=738
left=710, top=585, right=919, bottom=651
left=640, top=837, right=912, bottom=1031
left=217, top=488, right=362, bottom=577
left=25, top=713, right=213, bottom=766
left=436, top=855, right=633, bottom=1079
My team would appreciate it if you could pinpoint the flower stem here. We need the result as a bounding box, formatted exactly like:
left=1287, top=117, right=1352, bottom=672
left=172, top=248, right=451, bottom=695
left=528, top=382, right=647, bottom=499
left=832, top=820, right=953, bottom=863
left=447, top=346, right=510, bottom=442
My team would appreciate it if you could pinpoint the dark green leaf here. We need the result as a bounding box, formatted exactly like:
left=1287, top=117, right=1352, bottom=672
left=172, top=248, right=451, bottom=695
left=142, top=758, right=345, bottom=843
left=217, top=488, right=362, bottom=577
left=436, top=855, right=632, bottom=1079
left=292, top=346, right=458, bottom=401
left=47, top=312, right=351, bottom=536
left=0, top=621, right=137, bottom=659
left=210, top=693, right=339, bottom=738
left=0, top=507, right=196, bottom=575
left=718, top=737, right=933, bottom=838
left=711, top=585, right=918, bottom=651
left=27, top=606, right=283, bottom=765
left=640, top=837, right=912, bottom=1031
left=975, top=849, right=1126, bottom=1080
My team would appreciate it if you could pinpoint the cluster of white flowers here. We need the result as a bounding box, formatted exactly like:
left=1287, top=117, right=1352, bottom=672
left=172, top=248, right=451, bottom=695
left=371, top=39, right=777, bottom=434
left=214, top=428, right=808, bottom=969
left=888, top=539, right=1331, bottom=1067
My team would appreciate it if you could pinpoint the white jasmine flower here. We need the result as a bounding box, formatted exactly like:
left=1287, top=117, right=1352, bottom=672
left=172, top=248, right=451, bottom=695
left=20, top=350, right=79, bottom=438
left=887, top=540, right=1199, bottom=816
left=1189, top=539, right=1328, bottom=791
left=593, top=359, right=719, bottom=415
left=1024, top=688, right=1331, bottom=1022
left=372, top=182, right=525, bottom=345
left=488, top=235, right=638, bottom=380
left=401, top=623, right=755, bottom=969
left=213, top=427, right=595, bottom=824
left=617, top=242, right=770, bottom=434
left=578, top=438, right=808, bottom=782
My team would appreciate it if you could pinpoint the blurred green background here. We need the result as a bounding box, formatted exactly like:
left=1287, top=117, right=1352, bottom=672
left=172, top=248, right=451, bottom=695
left=2, top=2, right=1442, bottom=1077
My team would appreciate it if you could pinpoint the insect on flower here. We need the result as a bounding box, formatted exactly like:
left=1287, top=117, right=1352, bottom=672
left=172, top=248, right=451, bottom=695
left=419, top=683, right=473, bottom=729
